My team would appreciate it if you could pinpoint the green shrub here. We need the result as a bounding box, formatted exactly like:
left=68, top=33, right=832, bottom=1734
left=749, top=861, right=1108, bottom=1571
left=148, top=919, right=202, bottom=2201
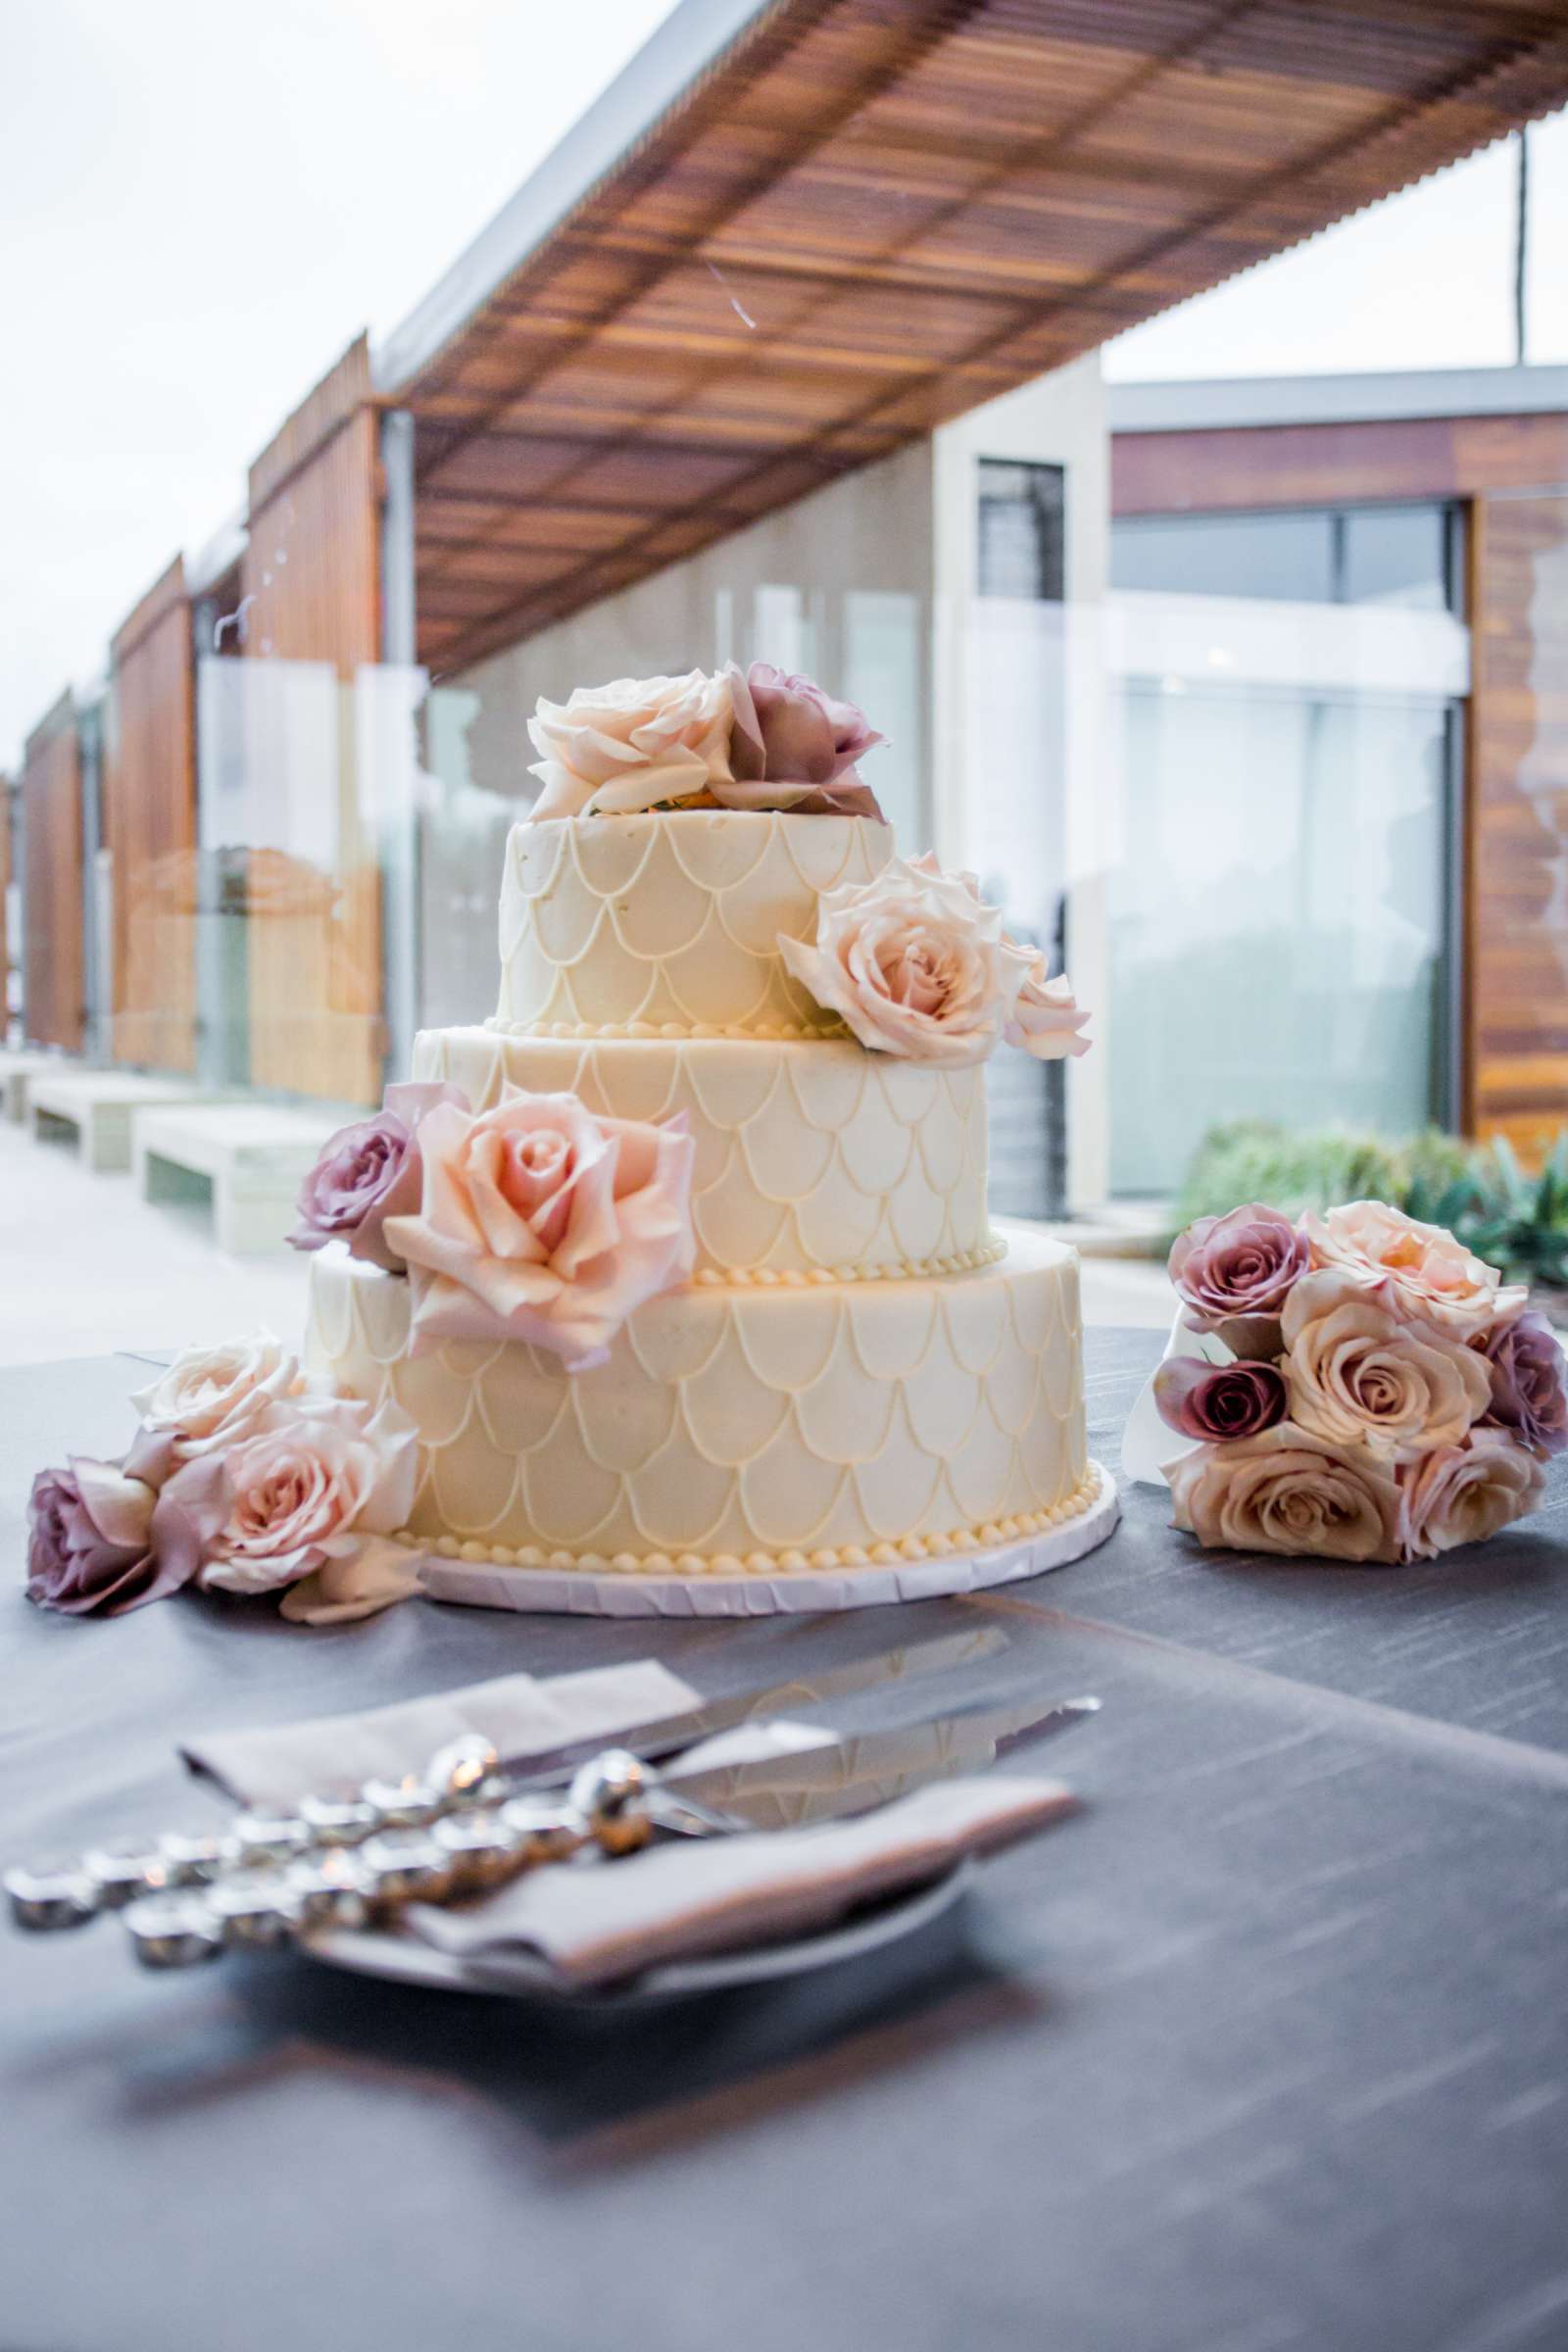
left=1422, top=1132, right=1568, bottom=1294
left=1175, top=1121, right=1407, bottom=1227
left=1174, top=1121, right=1568, bottom=1293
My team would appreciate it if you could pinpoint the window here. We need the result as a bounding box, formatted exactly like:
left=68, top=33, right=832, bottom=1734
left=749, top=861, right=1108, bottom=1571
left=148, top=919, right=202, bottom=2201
left=1107, top=683, right=1458, bottom=1195
left=978, top=461, right=1065, bottom=601
left=1111, top=503, right=1459, bottom=612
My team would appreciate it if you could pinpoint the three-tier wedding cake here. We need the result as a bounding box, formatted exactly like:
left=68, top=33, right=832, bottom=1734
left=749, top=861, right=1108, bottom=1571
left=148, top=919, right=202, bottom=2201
left=300, top=665, right=1103, bottom=1591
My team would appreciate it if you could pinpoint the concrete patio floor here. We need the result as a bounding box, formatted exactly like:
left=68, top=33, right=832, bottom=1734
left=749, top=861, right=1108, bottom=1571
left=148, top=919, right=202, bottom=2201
left=0, top=1114, right=1177, bottom=1369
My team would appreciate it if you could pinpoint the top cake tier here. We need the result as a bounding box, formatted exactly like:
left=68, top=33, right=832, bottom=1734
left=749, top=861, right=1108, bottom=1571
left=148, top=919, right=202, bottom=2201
left=495, top=809, right=893, bottom=1037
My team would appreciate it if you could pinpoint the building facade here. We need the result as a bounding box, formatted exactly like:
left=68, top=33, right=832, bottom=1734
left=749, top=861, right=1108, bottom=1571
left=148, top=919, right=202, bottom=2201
left=11, top=1, right=1568, bottom=1216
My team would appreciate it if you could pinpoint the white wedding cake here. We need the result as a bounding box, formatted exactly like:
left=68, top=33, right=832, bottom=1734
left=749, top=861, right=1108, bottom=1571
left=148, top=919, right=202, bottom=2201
left=301, top=671, right=1100, bottom=1585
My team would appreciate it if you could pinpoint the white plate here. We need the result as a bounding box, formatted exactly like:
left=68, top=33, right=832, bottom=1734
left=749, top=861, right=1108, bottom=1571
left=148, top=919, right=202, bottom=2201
left=302, top=1860, right=974, bottom=2006
left=416, top=1464, right=1119, bottom=1617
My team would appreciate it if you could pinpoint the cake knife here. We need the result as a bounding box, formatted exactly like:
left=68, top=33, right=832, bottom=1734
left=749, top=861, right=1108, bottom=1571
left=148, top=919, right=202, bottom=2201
left=4, top=1623, right=1011, bottom=1930
left=113, top=1690, right=1100, bottom=1970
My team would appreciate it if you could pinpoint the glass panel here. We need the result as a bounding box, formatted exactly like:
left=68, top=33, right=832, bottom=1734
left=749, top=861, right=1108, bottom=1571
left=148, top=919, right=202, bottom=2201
left=1107, top=682, right=1452, bottom=1196
left=195, top=655, right=393, bottom=1103
left=1113, top=503, right=1458, bottom=612
left=1342, top=505, right=1452, bottom=610
left=956, top=596, right=1071, bottom=1216
left=1112, top=511, right=1336, bottom=603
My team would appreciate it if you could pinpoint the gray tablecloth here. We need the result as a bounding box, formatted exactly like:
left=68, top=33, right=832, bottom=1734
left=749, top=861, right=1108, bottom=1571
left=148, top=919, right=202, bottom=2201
left=2, top=1334, right=1565, bottom=2352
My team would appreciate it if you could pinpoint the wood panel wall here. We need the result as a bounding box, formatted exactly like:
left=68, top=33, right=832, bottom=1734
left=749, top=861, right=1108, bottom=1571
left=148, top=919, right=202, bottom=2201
left=1111, top=413, right=1568, bottom=515
left=1110, top=408, right=1568, bottom=1160
left=1468, top=493, right=1568, bottom=1163
left=105, top=557, right=197, bottom=1071
left=21, top=694, right=84, bottom=1054
left=241, top=334, right=383, bottom=1105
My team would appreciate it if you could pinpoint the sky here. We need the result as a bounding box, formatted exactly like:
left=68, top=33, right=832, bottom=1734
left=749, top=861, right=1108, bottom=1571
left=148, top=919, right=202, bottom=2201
left=4, top=2, right=1567, bottom=771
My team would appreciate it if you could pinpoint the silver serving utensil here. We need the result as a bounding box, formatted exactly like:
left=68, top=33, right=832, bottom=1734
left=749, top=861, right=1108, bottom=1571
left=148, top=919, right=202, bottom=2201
left=641, top=1691, right=1103, bottom=1835
left=6, top=1626, right=1010, bottom=1931
left=114, top=1692, right=1101, bottom=1972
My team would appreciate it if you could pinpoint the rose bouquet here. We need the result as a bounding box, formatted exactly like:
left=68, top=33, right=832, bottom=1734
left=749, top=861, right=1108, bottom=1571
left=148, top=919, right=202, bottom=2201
left=1152, top=1200, right=1563, bottom=1564
left=26, top=1335, right=420, bottom=1625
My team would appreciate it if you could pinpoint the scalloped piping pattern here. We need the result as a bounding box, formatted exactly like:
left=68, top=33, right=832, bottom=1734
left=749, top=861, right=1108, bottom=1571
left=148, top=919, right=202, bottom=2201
left=395, top=1460, right=1106, bottom=1577
left=421, top=1028, right=992, bottom=1279
left=306, top=1234, right=1085, bottom=1559
left=497, top=811, right=889, bottom=1032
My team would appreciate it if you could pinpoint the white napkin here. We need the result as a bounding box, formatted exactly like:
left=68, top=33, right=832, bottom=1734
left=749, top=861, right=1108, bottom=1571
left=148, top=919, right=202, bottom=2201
left=181, top=1661, right=700, bottom=1810
left=1120, top=1305, right=1227, bottom=1488
left=409, top=1775, right=1077, bottom=1988
left=181, top=1661, right=1079, bottom=1987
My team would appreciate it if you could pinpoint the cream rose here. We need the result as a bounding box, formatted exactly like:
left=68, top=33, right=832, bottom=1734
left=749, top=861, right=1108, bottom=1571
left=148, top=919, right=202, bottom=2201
left=128, top=1332, right=312, bottom=1479
left=1166, top=1423, right=1403, bottom=1563
left=1281, top=1269, right=1492, bottom=1459
left=1397, top=1432, right=1546, bottom=1561
left=779, top=852, right=1030, bottom=1065
left=1302, top=1200, right=1527, bottom=1343
left=168, top=1393, right=419, bottom=1597
left=526, top=671, right=735, bottom=819
left=385, top=1092, right=695, bottom=1372
left=1003, top=955, right=1091, bottom=1061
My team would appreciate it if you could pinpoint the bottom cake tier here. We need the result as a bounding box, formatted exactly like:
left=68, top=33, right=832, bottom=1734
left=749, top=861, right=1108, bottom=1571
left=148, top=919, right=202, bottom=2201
left=304, top=1222, right=1090, bottom=1576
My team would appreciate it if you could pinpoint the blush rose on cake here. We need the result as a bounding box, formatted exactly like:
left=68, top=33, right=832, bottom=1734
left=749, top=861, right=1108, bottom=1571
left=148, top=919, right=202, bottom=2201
left=1154, top=1200, right=1561, bottom=1565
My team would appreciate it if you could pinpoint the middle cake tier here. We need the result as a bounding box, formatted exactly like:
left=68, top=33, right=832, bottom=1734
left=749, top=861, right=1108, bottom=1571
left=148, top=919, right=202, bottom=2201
left=412, top=1025, right=997, bottom=1283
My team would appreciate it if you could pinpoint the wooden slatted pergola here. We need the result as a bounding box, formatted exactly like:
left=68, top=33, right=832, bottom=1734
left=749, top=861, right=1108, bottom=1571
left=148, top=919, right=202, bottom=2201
left=373, top=0, right=1568, bottom=679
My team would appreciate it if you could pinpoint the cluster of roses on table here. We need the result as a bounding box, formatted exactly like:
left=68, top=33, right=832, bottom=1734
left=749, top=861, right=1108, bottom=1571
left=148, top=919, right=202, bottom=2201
left=1155, top=1199, right=1565, bottom=1564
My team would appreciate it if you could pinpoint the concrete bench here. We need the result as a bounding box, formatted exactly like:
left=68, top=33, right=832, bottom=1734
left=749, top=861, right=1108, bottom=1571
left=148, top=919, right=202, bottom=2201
left=133, top=1102, right=355, bottom=1254
left=0, top=1050, right=74, bottom=1126
left=28, top=1071, right=220, bottom=1173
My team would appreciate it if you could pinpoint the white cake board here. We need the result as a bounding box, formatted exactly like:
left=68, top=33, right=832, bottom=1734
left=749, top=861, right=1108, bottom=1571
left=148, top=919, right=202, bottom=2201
left=415, top=1463, right=1118, bottom=1618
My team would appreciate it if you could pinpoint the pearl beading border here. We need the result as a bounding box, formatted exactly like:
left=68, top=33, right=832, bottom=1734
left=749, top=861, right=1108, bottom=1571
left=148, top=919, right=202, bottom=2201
left=485, top=1015, right=849, bottom=1043
left=397, top=1461, right=1104, bottom=1580
left=691, top=1236, right=1006, bottom=1288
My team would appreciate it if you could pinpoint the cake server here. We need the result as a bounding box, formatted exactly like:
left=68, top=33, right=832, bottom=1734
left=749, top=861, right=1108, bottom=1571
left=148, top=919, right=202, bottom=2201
left=41, top=1690, right=1099, bottom=1973
left=3, top=1622, right=1009, bottom=1932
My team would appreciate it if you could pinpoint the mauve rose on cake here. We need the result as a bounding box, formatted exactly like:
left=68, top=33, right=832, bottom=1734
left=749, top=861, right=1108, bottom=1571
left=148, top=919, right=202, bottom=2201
left=289, top=1081, right=467, bottom=1272
left=713, top=662, right=885, bottom=818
